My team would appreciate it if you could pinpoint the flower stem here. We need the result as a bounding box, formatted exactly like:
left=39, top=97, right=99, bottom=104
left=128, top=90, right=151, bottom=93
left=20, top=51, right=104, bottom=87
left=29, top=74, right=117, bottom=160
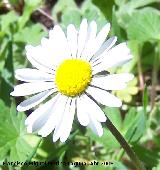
left=37, top=8, right=56, bottom=24
left=151, top=42, right=160, bottom=109
left=105, top=118, right=145, bottom=170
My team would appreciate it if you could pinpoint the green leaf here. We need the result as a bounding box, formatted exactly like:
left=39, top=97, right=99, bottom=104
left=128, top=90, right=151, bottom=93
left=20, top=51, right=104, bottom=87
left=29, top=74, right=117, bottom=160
left=116, top=0, right=159, bottom=30
left=0, top=101, right=40, bottom=163
left=114, top=0, right=126, bottom=6
left=132, top=144, right=159, bottom=168
left=52, top=0, right=77, bottom=22
left=103, top=107, right=122, bottom=130
left=81, top=0, right=107, bottom=31
left=87, top=127, right=120, bottom=149
left=122, top=108, right=137, bottom=133
left=152, top=162, right=160, bottom=170
left=61, top=8, right=82, bottom=29
left=124, top=0, right=159, bottom=9
left=18, top=0, right=42, bottom=29
left=92, top=0, right=115, bottom=22
left=0, top=11, right=18, bottom=33
left=111, top=7, right=124, bottom=41
left=9, top=0, right=19, bottom=5
left=0, top=41, right=14, bottom=106
left=143, top=85, right=149, bottom=113
left=111, top=161, right=128, bottom=170
left=52, top=0, right=107, bottom=31
left=34, top=135, right=68, bottom=162
left=14, top=24, right=46, bottom=45
left=87, top=108, right=122, bottom=149
left=0, top=39, right=9, bottom=71
left=87, top=165, right=107, bottom=170
left=127, top=7, right=160, bottom=42
left=124, top=109, right=146, bottom=142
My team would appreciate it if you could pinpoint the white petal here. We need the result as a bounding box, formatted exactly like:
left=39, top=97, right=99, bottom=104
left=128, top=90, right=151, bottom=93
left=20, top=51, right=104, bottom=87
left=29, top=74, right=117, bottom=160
left=67, top=24, right=78, bottom=58
left=88, top=116, right=103, bottom=137
left=26, top=24, right=71, bottom=71
left=11, top=82, right=55, bottom=96
left=92, top=23, right=110, bottom=56
left=91, top=36, right=117, bottom=62
left=53, top=97, right=71, bottom=142
left=27, top=125, right=32, bottom=133
left=92, top=43, right=132, bottom=74
left=82, top=94, right=106, bottom=122
left=41, top=37, right=49, bottom=47
left=91, top=73, right=134, bottom=90
left=86, top=86, right=122, bottom=107
left=31, top=110, right=52, bottom=132
left=48, top=25, right=71, bottom=66
left=17, top=89, right=56, bottom=112
left=77, top=19, right=88, bottom=58
left=25, top=45, right=54, bottom=74
left=25, top=94, right=59, bottom=128
left=38, top=95, right=68, bottom=137
left=15, top=68, right=54, bottom=82
left=76, top=96, right=90, bottom=126
left=60, top=98, right=76, bottom=142
left=81, top=20, right=97, bottom=60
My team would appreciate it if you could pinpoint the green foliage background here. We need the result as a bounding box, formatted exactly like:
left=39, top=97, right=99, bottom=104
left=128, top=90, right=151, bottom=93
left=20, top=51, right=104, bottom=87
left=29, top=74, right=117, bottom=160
left=0, top=0, right=160, bottom=169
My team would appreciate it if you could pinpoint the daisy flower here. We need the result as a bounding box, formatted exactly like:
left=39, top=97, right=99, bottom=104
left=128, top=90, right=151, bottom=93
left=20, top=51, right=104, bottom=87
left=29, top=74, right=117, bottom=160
left=11, top=19, right=134, bottom=142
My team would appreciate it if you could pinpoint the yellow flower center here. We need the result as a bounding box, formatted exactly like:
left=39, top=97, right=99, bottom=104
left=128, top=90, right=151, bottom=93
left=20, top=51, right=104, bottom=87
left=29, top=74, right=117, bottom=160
left=55, top=59, right=92, bottom=97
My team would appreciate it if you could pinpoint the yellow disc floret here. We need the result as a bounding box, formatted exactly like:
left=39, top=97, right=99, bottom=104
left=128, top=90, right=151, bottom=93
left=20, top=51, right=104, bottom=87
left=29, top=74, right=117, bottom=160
left=55, top=59, right=92, bottom=97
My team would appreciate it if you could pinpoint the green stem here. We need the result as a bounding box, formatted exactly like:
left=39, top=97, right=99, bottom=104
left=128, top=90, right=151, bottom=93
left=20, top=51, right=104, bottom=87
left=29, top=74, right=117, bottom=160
left=151, top=43, right=159, bottom=109
left=27, top=137, right=42, bottom=162
left=105, top=118, right=145, bottom=170
left=116, top=126, right=137, bottom=161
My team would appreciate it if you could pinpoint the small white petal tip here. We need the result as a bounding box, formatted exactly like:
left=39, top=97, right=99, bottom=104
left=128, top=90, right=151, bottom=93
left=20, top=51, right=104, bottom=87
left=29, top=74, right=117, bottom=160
left=10, top=91, right=15, bottom=96
left=17, top=105, right=26, bottom=112
left=115, top=100, right=122, bottom=107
